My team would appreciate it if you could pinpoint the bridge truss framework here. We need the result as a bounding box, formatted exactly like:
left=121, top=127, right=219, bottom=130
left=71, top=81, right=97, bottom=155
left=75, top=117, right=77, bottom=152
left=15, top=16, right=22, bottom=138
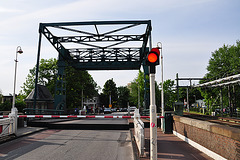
left=33, top=20, right=152, bottom=111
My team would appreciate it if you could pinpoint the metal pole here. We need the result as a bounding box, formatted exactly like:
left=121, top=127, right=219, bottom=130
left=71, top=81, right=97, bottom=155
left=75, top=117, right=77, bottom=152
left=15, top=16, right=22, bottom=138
left=33, top=32, right=42, bottom=112
left=12, top=50, right=18, bottom=109
left=150, top=73, right=157, bottom=160
left=12, top=46, right=22, bottom=109
left=158, top=42, right=164, bottom=131
left=176, top=73, right=179, bottom=101
left=109, top=92, right=111, bottom=107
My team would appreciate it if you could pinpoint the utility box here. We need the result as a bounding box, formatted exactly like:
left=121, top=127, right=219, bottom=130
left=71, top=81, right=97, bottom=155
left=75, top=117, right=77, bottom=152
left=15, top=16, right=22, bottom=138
left=174, top=102, right=184, bottom=116
left=163, top=111, right=173, bottom=134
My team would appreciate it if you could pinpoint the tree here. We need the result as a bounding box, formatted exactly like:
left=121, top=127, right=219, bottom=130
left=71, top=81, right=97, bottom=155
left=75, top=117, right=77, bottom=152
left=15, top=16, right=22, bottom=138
left=158, top=79, right=176, bottom=111
left=0, top=101, right=11, bottom=111
left=178, top=87, right=203, bottom=108
left=200, top=40, right=240, bottom=114
left=0, top=88, right=2, bottom=104
left=117, top=86, right=130, bottom=108
left=21, top=58, right=98, bottom=110
left=101, top=79, right=118, bottom=107
left=205, top=41, right=240, bottom=80
left=129, top=70, right=167, bottom=111
left=129, top=70, right=146, bottom=108
left=21, top=58, right=57, bottom=97
left=65, top=66, right=97, bottom=109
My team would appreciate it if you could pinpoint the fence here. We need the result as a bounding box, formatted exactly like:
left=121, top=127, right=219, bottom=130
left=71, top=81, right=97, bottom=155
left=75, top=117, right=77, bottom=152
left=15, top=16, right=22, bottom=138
left=0, top=107, right=18, bottom=138
left=134, top=109, right=145, bottom=156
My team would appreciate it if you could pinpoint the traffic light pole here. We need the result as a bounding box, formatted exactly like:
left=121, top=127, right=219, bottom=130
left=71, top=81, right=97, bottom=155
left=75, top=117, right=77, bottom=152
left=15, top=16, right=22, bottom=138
left=150, top=73, right=157, bottom=160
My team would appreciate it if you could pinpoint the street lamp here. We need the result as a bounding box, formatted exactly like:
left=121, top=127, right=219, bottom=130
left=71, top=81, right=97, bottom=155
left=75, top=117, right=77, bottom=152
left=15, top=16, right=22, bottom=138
left=12, top=46, right=23, bottom=109
left=157, top=42, right=164, bottom=131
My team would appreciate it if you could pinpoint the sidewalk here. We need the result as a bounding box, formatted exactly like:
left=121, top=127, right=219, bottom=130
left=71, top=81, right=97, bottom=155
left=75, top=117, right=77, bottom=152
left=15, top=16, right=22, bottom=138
left=129, top=118, right=213, bottom=160
left=140, top=127, right=213, bottom=160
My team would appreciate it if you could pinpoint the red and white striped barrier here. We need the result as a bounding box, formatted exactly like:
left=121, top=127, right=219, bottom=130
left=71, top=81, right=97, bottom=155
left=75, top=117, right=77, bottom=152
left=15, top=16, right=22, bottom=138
left=0, top=115, right=164, bottom=119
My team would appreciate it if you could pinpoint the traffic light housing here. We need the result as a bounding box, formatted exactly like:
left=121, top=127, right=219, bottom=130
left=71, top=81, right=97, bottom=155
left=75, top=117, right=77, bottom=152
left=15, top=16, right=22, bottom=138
left=146, top=47, right=160, bottom=73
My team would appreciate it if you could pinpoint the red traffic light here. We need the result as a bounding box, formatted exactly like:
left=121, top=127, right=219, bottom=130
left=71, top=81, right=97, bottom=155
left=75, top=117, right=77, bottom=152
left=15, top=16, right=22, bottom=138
left=146, top=47, right=160, bottom=65
left=150, top=48, right=160, bottom=56
left=145, top=47, right=160, bottom=73
left=148, top=52, right=158, bottom=63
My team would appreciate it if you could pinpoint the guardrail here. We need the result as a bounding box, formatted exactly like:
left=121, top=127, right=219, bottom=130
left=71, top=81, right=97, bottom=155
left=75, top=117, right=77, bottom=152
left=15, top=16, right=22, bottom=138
left=0, top=107, right=18, bottom=138
left=134, top=109, right=145, bottom=156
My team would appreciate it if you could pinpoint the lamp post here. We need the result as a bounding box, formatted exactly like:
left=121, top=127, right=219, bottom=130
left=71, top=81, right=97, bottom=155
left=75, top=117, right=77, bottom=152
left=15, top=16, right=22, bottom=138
left=12, top=46, right=23, bottom=109
left=157, top=42, right=164, bottom=131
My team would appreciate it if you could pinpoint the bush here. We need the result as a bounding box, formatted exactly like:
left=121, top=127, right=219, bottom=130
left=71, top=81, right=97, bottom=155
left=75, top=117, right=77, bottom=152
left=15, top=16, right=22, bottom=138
left=0, top=101, right=11, bottom=111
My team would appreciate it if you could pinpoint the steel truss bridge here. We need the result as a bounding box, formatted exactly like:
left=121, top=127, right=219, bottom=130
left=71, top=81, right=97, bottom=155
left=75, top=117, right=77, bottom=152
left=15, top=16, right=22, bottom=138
left=33, top=20, right=152, bottom=111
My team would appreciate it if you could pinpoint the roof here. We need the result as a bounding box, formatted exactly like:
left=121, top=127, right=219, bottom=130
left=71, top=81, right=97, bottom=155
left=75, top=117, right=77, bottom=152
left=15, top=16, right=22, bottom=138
left=25, top=84, right=54, bottom=102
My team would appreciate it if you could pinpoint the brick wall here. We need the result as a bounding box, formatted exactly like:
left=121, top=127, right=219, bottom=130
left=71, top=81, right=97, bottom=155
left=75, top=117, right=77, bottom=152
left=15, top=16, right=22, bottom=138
left=173, top=116, right=240, bottom=160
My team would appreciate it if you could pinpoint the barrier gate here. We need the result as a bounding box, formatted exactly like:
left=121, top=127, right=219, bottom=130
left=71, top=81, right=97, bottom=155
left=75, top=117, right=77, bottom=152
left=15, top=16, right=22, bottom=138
left=0, top=108, right=165, bottom=158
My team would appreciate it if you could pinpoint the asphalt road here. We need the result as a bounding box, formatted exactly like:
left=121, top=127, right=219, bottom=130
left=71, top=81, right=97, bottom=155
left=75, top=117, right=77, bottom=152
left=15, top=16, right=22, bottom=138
left=0, top=129, right=134, bottom=160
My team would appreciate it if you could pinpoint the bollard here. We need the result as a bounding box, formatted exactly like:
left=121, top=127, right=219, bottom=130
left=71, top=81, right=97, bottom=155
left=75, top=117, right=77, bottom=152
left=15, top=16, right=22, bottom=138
left=163, top=111, right=173, bottom=134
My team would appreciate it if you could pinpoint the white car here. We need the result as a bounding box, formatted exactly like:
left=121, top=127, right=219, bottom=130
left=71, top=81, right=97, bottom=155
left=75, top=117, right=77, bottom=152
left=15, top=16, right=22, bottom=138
left=104, top=108, right=112, bottom=114
left=129, top=106, right=136, bottom=112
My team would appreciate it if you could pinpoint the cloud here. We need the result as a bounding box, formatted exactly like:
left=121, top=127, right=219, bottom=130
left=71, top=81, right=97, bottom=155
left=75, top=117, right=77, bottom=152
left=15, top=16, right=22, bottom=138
left=0, top=7, right=23, bottom=13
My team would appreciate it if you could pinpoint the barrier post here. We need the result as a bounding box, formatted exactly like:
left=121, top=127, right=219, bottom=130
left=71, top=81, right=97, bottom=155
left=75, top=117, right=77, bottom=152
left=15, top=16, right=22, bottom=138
left=149, top=73, right=157, bottom=160
left=134, top=109, right=145, bottom=156
left=9, top=107, right=18, bottom=135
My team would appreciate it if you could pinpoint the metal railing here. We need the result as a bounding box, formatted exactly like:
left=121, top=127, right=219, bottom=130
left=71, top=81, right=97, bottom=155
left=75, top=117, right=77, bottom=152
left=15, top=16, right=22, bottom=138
left=0, top=107, right=18, bottom=138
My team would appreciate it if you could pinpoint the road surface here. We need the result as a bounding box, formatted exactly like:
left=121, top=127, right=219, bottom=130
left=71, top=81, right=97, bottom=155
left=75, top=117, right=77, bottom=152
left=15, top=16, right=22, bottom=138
left=0, top=129, right=134, bottom=160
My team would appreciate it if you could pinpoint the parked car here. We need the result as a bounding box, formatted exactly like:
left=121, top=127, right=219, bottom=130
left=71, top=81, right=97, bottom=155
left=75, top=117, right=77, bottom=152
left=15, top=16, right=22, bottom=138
left=121, top=108, right=128, bottom=112
left=104, top=108, right=112, bottom=114
left=128, top=106, right=136, bottom=112
left=111, top=108, right=117, bottom=112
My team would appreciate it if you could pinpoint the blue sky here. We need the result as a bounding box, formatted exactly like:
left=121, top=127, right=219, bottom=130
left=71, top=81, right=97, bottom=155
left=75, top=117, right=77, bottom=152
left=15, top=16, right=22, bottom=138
left=0, top=0, right=240, bottom=95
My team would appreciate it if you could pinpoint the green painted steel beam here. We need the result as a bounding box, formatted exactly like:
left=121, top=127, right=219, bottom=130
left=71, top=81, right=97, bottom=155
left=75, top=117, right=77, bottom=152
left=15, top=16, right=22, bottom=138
left=71, top=61, right=142, bottom=70
left=40, top=20, right=151, bottom=27
left=36, top=20, right=152, bottom=111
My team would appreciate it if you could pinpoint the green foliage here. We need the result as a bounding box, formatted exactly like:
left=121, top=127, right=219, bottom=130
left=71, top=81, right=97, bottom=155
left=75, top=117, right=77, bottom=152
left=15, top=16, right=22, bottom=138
left=179, top=87, right=203, bottom=106
left=129, top=70, right=146, bottom=107
left=159, top=79, right=176, bottom=110
left=101, top=79, right=118, bottom=107
left=21, top=58, right=58, bottom=97
left=21, top=58, right=97, bottom=110
left=128, top=71, right=177, bottom=112
left=15, top=100, right=26, bottom=112
left=0, top=89, right=2, bottom=103
left=117, top=86, right=130, bottom=108
left=0, top=101, right=11, bottom=111
left=206, top=41, right=240, bottom=79
left=200, top=40, right=240, bottom=114
left=65, top=66, right=97, bottom=109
